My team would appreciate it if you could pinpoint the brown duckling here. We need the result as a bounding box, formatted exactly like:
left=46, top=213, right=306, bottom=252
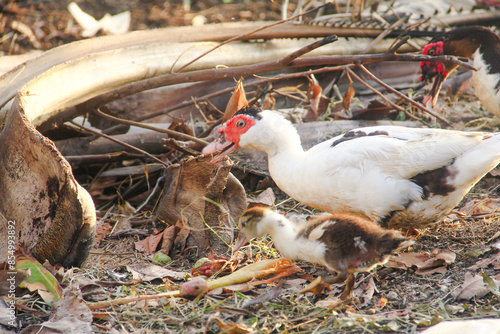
left=236, top=206, right=414, bottom=300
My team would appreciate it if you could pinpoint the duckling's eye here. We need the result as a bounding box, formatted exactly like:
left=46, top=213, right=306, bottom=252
left=427, top=49, right=435, bottom=56
left=236, top=120, right=246, bottom=128
left=241, top=222, right=246, bottom=227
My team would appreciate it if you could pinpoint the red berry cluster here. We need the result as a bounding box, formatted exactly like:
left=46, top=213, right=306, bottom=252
left=197, top=264, right=212, bottom=276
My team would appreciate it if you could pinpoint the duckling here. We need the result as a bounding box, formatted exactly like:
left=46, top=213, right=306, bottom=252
left=236, top=206, right=414, bottom=300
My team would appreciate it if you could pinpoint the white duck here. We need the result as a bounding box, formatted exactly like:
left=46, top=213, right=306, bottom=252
left=206, top=106, right=500, bottom=229
left=236, top=206, right=414, bottom=300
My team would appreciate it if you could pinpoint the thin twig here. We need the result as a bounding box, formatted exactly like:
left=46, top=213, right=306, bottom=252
left=173, top=3, right=331, bottom=73
left=272, top=89, right=308, bottom=103
left=280, top=35, right=338, bottom=66
left=68, top=121, right=170, bottom=167
left=386, top=35, right=410, bottom=55
left=162, top=138, right=201, bottom=156
left=93, top=108, right=208, bottom=145
left=383, top=17, right=433, bottom=54
left=361, top=18, right=405, bottom=54
left=343, top=66, right=404, bottom=111
left=354, top=63, right=452, bottom=126
left=64, top=152, right=145, bottom=166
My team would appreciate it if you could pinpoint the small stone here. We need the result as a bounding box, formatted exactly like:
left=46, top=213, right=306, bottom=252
left=419, top=292, right=429, bottom=300
left=192, top=15, right=207, bottom=26
left=386, top=291, right=399, bottom=300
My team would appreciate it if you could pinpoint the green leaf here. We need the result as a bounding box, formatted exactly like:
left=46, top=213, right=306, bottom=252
left=16, top=257, right=62, bottom=305
left=481, top=271, right=500, bottom=298
left=152, top=251, right=171, bottom=265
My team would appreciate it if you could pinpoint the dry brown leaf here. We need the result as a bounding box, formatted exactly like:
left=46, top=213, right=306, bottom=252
left=428, top=249, right=456, bottom=266
left=160, top=225, right=176, bottom=255
left=468, top=251, right=500, bottom=270
left=215, top=318, right=254, bottom=334
left=19, top=284, right=93, bottom=334
left=168, top=121, right=194, bottom=140
left=351, top=99, right=393, bottom=120
left=261, top=92, right=276, bottom=110
left=93, top=222, right=112, bottom=247
left=223, top=78, right=248, bottom=122
left=88, top=176, right=117, bottom=196
left=342, top=83, right=356, bottom=111
left=459, top=198, right=500, bottom=216
left=352, top=276, right=377, bottom=307
left=134, top=228, right=164, bottom=255
left=172, top=218, right=190, bottom=257
left=247, top=187, right=276, bottom=208
left=451, top=272, right=500, bottom=300
left=342, top=68, right=356, bottom=112
left=241, top=281, right=284, bottom=309
left=386, top=249, right=456, bottom=276
left=305, top=75, right=322, bottom=121
left=117, top=201, right=136, bottom=215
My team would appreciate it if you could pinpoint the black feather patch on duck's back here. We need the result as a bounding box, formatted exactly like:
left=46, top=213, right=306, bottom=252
left=330, top=130, right=391, bottom=148
left=234, top=106, right=263, bottom=120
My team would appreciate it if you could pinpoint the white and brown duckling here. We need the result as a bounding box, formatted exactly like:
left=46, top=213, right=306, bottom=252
left=235, top=206, right=414, bottom=300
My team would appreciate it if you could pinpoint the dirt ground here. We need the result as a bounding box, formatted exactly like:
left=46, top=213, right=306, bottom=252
left=2, top=1, right=500, bottom=333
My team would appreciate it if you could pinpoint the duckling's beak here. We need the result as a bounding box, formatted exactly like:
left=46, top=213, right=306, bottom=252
left=233, top=233, right=249, bottom=252
left=424, top=72, right=446, bottom=107
left=202, top=134, right=237, bottom=164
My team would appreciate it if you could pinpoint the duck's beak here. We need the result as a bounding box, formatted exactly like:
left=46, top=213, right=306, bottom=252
left=424, top=72, right=446, bottom=107
left=202, top=134, right=237, bottom=164
left=233, top=233, right=249, bottom=252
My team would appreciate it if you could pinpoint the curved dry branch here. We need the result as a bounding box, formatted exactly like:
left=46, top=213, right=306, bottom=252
left=81, top=53, right=468, bottom=127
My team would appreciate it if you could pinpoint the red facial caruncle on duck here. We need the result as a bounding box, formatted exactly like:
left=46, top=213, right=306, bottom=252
left=218, top=114, right=256, bottom=146
left=420, top=41, right=448, bottom=82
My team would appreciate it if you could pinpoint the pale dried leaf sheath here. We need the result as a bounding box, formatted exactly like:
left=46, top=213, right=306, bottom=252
left=0, top=35, right=409, bottom=124
left=14, top=42, right=268, bottom=126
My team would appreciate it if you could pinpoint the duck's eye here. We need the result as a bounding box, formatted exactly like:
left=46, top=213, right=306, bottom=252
left=427, top=49, right=435, bottom=56
left=236, top=120, right=246, bottom=128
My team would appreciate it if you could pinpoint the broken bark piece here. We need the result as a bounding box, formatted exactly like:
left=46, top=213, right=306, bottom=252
left=0, top=98, right=96, bottom=268
left=155, top=155, right=246, bottom=258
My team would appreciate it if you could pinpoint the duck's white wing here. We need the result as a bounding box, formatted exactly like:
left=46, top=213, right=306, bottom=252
left=318, top=126, right=491, bottom=179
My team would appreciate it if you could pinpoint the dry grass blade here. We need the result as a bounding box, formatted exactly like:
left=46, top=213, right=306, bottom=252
left=68, top=121, right=170, bottom=167
left=93, top=108, right=208, bottom=145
